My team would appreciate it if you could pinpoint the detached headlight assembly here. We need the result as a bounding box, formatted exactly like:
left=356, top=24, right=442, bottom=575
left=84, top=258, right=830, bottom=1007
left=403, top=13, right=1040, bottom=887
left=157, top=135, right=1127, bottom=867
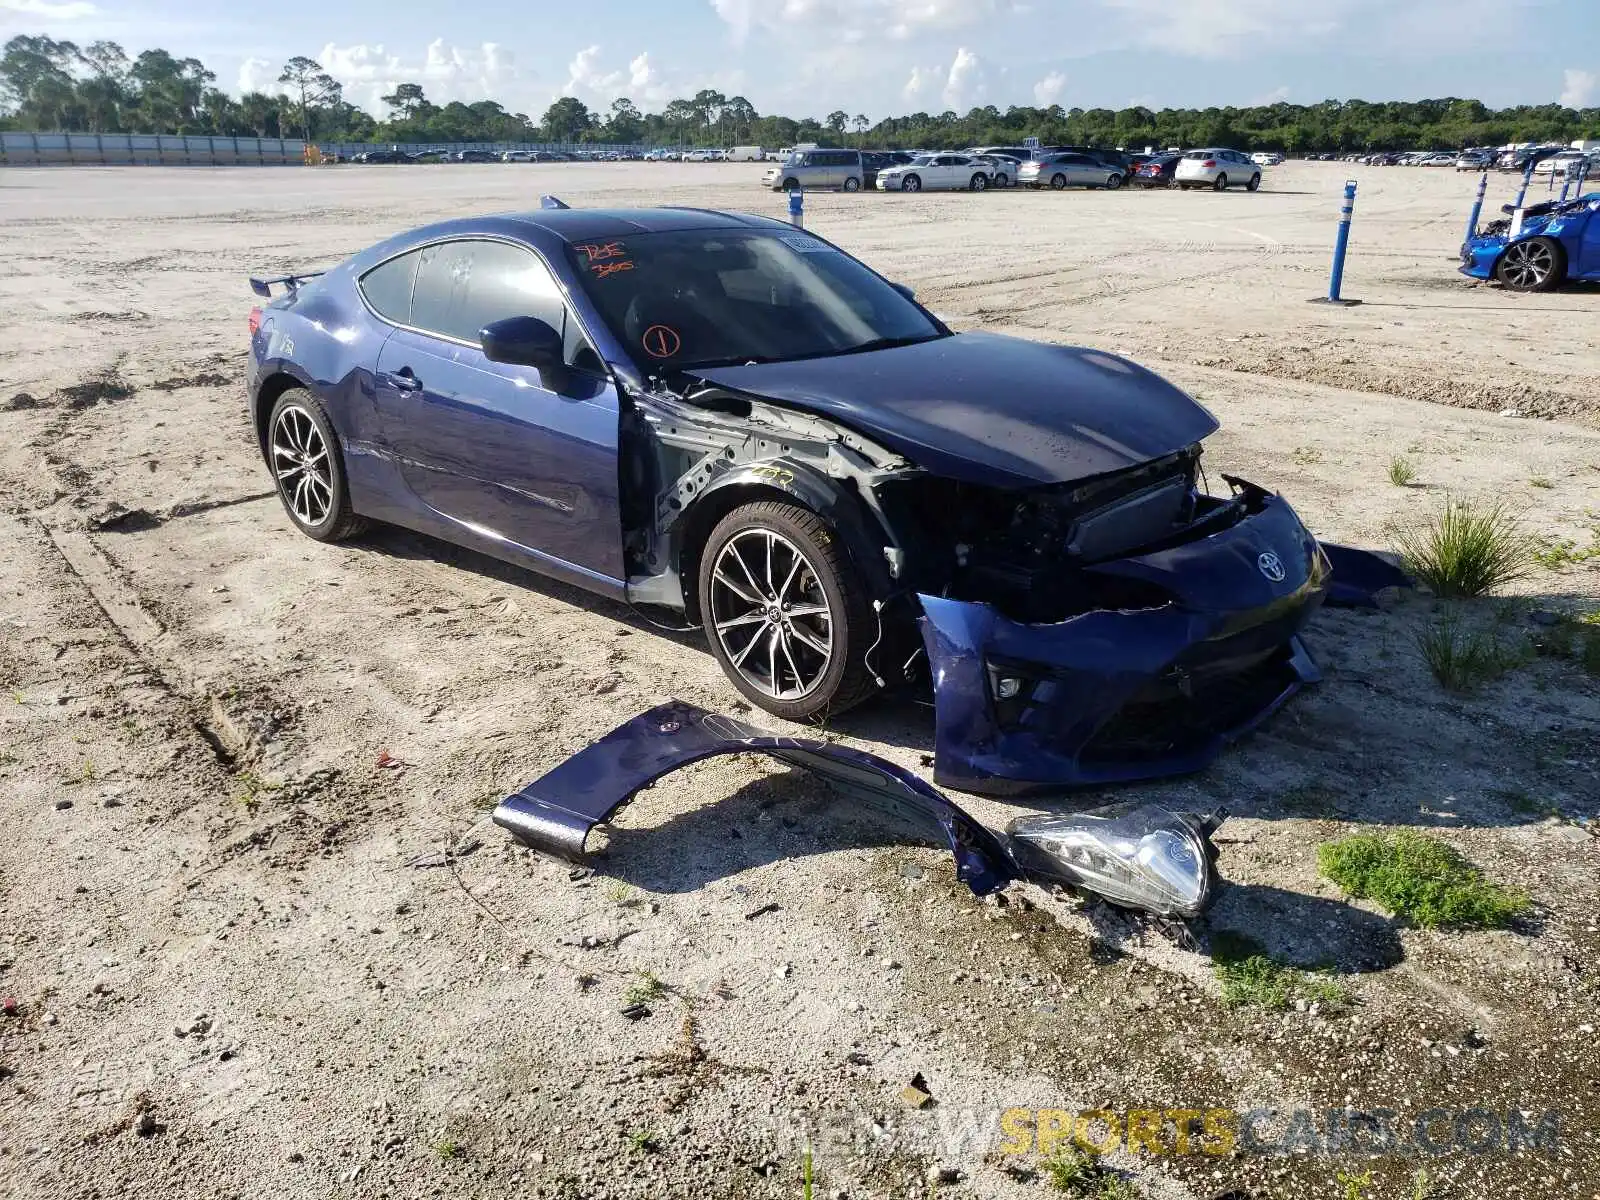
left=1005, top=803, right=1221, bottom=918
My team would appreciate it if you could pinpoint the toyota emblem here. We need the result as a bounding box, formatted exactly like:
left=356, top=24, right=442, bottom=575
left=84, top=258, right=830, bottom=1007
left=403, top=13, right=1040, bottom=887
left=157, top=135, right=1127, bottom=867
left=1257, top=551, right=1287, bottom=582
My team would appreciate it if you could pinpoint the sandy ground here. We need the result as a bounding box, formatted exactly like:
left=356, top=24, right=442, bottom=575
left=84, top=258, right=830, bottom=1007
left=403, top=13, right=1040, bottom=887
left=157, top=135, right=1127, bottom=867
left=0, top=161, right=1597, bottom=1200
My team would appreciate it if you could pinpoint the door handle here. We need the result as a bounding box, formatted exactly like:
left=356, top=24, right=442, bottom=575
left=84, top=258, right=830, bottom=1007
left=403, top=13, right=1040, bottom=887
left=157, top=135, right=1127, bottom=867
left=381, top=366, right=422, bottom=393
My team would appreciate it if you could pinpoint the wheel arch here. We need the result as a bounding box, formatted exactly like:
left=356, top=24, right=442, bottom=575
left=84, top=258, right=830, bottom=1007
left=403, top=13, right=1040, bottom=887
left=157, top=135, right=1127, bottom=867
left=674, top=464, right=891, bottom=625
left=252, top=370, right=312, bottom=458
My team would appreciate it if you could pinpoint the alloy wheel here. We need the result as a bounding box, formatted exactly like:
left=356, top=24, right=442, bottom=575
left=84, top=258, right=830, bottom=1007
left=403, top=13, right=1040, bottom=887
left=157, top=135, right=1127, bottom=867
left=271, top=404, right=333, bottom=527
left=1500, top=240, right=1554, bottom=289
left=708, top=528, right=834, bottom=701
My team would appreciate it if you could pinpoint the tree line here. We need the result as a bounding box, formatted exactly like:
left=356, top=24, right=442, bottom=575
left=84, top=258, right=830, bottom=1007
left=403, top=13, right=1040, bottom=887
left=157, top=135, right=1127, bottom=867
left=4, top=35, right=1597, bottom=153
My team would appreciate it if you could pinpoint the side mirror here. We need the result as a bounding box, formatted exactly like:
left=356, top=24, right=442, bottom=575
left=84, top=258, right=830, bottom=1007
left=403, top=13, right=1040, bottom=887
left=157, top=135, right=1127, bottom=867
left=890, top=282, right=915, bottom=302
left=480, top=315, right=563, bottom=369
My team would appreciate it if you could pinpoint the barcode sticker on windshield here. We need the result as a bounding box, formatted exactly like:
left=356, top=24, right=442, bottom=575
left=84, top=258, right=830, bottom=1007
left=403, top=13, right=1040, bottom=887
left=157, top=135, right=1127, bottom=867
left=780, top=235, right=832, bottom=253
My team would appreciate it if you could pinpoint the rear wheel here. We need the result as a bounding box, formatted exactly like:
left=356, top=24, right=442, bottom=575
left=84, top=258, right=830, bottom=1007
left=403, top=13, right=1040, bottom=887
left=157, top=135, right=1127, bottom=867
left=991, top=172, right=1008, bottom=188
left=1247, top=173, right=1261, bottom=191
left=698, top=501, right=876, bottom=721
left=267, top=389, right=366, bottom=542
left=1495, top=237, right=1564, bottom=292
left=902, top=174, right=922, bottom=192
left=1105, top=172, right=1123, bottom=190
left=969, top=173, right=987, bottom=191
left=1213, top=173, right=1229, bottom=191
left=1049, top=173, right=1067, bottom=190
left=843, top=176, right=861, bottom=192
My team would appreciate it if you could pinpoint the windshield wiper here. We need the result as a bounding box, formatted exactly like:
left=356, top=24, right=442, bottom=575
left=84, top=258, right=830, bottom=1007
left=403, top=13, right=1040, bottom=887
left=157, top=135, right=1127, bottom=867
left=837, top=334, right=942, bottom=356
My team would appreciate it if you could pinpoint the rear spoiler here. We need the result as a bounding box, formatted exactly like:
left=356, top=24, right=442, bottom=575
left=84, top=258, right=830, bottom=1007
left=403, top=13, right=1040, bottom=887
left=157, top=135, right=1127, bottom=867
left=249, top=271, right=325, bottom=298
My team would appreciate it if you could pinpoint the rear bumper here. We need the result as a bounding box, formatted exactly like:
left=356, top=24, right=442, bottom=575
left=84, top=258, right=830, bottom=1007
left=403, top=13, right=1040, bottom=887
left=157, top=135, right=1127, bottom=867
left=919, top=491, right=1330, bottom=795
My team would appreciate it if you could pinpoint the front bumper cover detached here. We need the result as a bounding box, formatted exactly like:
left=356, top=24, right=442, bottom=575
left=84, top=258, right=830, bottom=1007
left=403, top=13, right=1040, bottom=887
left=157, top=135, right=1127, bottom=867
left=493, top=700, right=1223, bottom=917
left=918, top=488, right=1403, bottom=796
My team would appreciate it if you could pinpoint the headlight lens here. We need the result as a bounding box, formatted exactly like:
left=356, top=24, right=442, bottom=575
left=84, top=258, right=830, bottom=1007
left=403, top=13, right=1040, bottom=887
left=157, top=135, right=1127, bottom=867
left=1006, top=803, right=1220, bottom=918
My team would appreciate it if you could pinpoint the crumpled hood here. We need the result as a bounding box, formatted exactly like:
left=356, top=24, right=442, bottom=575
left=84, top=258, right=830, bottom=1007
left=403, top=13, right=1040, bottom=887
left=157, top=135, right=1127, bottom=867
left=691, top=332, right=1219, bottom=488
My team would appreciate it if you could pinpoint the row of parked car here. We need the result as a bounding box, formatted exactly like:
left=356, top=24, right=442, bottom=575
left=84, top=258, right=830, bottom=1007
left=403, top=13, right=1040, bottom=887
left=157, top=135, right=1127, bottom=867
left=346, top=148, right=641, bottom=164
left=1311, top=145, right=1598, bottom=174
left=759, top=145, right=1273, bottom=193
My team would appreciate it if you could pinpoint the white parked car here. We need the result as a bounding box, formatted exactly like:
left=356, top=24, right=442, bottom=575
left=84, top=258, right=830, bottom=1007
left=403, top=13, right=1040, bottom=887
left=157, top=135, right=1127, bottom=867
left=1175, top=148, right=1261, bottom=191
left=875, top=153, right=993, bottom=192
left=971, top=153, right=1020, bottom=186
left=1250, top=151, right=1282, bottom=166
left=1533, top=150, right=1595, bottom=176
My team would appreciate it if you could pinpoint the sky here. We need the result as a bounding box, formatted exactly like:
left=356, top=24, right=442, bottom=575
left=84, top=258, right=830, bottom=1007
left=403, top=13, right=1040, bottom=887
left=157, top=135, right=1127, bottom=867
left=3, top=0, right=1598, bottom=121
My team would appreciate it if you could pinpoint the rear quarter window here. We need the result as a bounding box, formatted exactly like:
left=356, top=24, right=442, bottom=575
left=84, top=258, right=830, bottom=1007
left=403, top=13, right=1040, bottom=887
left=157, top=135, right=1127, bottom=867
left=359, top=251, right=421, bottom=324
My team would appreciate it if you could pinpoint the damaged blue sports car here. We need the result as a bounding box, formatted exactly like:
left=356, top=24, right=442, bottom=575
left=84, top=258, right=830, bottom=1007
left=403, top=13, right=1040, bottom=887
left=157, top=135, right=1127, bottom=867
left=1459, top=190, right=1600, bottom=290
left=247, top=203, right=1389, bottom=795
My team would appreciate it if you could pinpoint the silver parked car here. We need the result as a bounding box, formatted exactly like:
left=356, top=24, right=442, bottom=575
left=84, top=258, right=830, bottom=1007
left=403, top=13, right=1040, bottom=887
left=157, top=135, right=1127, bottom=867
left=1017, top=152, right=1125, bottom=190
left=762, top=148, right=864, bottom=191
left=1174, top=149, right=1261, bottom=191
left=971, top=153, right=1020, bottom=187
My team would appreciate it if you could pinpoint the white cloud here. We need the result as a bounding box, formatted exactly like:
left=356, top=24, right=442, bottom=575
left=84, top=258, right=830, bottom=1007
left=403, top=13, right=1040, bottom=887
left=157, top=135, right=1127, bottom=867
left=0, top=0, right=96, bottom=17
left=903, top=63, right=941, bottom=104
left=236, top=57, right=278, bottom=96
left=711, top=0, right=1016, bottom=43
left=563, top=44, right=622, bottom=97
left=942, top=45, right=986, bottom=110
left=308, top=40, right=524, bottom=114
left=1561, top=68, right=1597, bottom=109
left=1033, top=70, right=1066, bottom=106
left=629, top=52, right=656, bottom=92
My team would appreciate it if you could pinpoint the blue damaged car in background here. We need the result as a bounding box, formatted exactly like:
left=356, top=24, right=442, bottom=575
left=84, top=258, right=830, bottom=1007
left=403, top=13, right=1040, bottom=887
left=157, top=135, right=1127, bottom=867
left=1460, top=190, right=1600, bottom=291
left=247, top=202, right=1397, bottom=796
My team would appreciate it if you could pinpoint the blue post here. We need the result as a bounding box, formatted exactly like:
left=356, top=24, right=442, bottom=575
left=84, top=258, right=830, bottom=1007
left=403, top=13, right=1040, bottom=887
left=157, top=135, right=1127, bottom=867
left=788, top=187, right=804, bottom=228
left=1508, top=157, right=1535, bottom=224
left=1465, top=171, right=1489, bottom=242
left=1310, top=180, right=1361, bottom=305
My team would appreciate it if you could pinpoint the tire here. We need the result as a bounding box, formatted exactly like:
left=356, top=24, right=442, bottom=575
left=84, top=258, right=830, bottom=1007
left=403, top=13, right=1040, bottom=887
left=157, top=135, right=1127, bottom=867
left=843, top=176, right=860, bottom=192
left=697, top=500, right=876, bottom=721
left=969, top=173, right=987, bottom=191
left=1213, top=173, right=1228, bottom=191
left=902, top=174, right=921, bottom=192
left=1049, top=173, right=1067, bottom=190
left=266, top=388, right=367, bottom=542
left=781, top=177, right=799, bottom=191
left=1105, top=173, right=1123, bottom=190
left=1495, top=237, right=1565, bottom=292
left=991, top=173, right=1008, bottom=188
left=1247, top=173, right=1261, bottom=191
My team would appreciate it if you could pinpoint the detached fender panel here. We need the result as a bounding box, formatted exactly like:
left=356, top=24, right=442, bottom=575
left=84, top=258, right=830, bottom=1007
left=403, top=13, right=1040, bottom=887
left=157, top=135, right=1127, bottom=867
left=493, top=699, right=1017, bottom=895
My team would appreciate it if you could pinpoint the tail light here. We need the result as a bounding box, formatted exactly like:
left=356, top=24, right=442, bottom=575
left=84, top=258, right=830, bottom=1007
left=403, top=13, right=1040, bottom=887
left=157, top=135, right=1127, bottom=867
left=1202, top=160, right=1217, bottom=168
left=248, top=307, right=262, bottom=336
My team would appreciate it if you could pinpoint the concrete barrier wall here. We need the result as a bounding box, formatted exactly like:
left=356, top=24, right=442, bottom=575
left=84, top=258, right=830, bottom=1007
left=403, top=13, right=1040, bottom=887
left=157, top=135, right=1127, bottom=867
left=1, top=133, right=307, bottom=166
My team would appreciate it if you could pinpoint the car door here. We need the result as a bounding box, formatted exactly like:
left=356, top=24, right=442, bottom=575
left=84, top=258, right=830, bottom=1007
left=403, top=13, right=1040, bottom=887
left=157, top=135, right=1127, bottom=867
left=932, top=155, right=961, bottom=189
left=1576, top=200, right=1600, bottom=276
left=367, top=237, right=624, bottom=583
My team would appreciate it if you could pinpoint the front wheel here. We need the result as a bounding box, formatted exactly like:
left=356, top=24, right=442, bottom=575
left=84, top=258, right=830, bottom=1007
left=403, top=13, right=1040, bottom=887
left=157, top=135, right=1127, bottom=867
left=267, top=389, right=367, bottom=542
left=1049, top=173, right=1067, bottom=190
left=843, top=176, right=860, bottom=192
left=698, top=501, right=876, bottom=721
left=781, top=177, right=800, bottom=191
left=1495, top=237, right=1564, bottom=292
left=1247, top=173, right=1261, bottom=191
left=902, top=174, right=922, bottom=192
left=991, top=173, right=1008, bottom=188
left=969, top=173, right=987, bottom=191
left=1213, top=173, right=1229, bottom=191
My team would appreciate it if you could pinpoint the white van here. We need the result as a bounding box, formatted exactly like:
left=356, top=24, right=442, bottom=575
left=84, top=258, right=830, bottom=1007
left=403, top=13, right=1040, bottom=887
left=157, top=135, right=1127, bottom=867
left=728, top=145, right=763, bottom=162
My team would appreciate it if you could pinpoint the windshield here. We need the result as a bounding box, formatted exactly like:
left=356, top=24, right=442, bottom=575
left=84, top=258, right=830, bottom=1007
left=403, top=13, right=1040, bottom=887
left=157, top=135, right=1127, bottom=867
left=566, top=229, right=943, bottom=371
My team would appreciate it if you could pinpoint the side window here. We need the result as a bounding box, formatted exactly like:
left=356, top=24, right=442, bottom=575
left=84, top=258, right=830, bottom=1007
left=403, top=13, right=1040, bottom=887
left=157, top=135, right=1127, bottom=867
left=410, top=240, right=566, bottom=346
left=359, top=250, right=421, bottom=324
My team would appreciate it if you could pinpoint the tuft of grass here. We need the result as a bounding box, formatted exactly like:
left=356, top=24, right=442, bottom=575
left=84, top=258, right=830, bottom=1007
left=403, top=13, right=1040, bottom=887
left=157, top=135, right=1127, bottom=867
left=436, top=1138, right=465, bottom=1161
left=231, top=770, right=275, bottom=812
left=1044, top=1147, right=1137, bottom=1198
left=1529, top=612, right=1600, bottom=678
left=1413, top=612, right=1523, bottom=692
left=1391, top=498, right=1534, bottom=598
left=1411, top=1167, right=1435, bottom=1200
left=1387, top=456, right=1418, bottom=487
left=802, top=1142, right=813, bottom=1200
left=1534, top=526, right=1600, bottom=570
left=1290, top=445, right=1323, bottom=466
left=1528, top=476, right=1553, bottom=489
left=1210, top=931, right=1348, bottom=1012
left=606, top=882, right=640, bottom=907
left=627, top=1127, right=662, bottom=1154
left=1337, top=1169, right=1374, bottom=1200
left=1318, top=831, right=1530, bottom=930
left=623, top=972, right=666, bottom=1006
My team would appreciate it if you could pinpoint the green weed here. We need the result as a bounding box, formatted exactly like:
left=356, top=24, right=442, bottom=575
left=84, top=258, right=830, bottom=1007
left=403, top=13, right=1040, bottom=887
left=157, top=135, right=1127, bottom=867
left=1044, top=1146, right=1137, bottom=1197
left=1318, top=831, right=1530, bottom=929
left=1387, top=456, right=1418, bottom=487
left=1210, top=931, right=1348, bottom=1011
left=1391, top=499, right=1533, bottom=598
left=623, top=972, right=666, bottom=1006
left=1413, top=612, right=1523, bottom=692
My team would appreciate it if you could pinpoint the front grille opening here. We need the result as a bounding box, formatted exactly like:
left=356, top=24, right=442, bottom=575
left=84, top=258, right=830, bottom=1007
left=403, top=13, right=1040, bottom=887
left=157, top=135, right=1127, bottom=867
left=1080, top=646, right=1297, bottom=763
